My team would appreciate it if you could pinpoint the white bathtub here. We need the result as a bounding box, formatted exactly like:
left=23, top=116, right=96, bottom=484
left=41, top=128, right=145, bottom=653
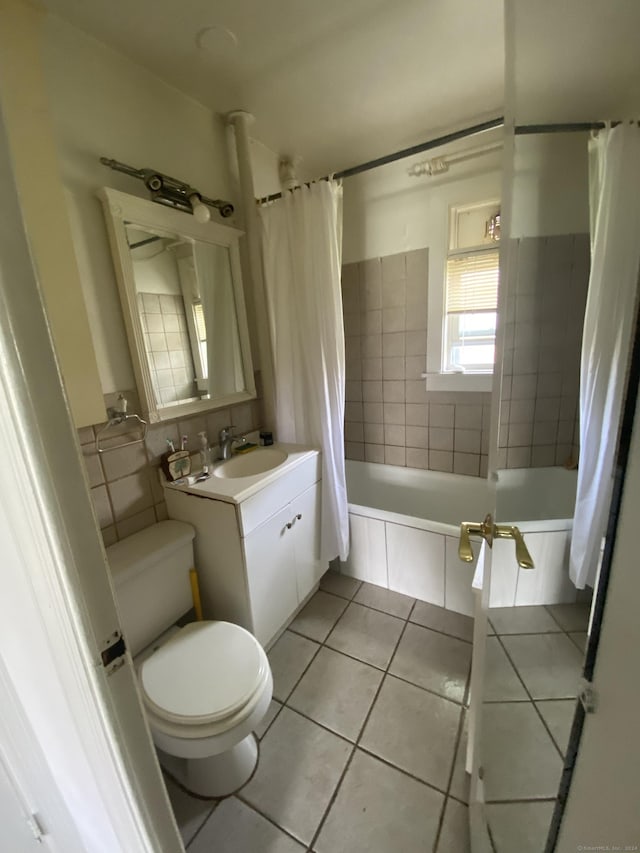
left=340, top=461, right=579, bottom=616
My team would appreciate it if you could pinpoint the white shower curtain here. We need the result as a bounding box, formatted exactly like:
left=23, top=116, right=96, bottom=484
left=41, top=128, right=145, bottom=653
left=569, top=124, right=640, bottom=589
left=259, top=180, right=349, bottom=562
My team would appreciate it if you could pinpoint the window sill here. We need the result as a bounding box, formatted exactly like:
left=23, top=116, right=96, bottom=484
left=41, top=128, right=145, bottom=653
left=425, top=372, right=493, bottom=393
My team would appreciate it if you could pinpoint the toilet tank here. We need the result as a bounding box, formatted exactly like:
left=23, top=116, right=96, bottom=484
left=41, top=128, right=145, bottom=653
left=107, top=520, right=196, bottom=656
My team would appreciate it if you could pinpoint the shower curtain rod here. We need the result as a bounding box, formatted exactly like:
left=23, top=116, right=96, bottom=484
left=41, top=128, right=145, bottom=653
left=256, top=117, right=619, bottom=204
left=256, top=116, right=505, bottom=203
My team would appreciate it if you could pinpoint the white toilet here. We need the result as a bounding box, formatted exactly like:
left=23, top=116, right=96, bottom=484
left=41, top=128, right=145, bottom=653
left=107, top=520, right=273, bottom=797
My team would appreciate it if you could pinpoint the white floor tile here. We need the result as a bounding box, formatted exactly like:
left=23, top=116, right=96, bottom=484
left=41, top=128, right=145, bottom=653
left=535, top=699, right=577, bottom=755
left=315, top=750, right=444, bottom=853
left=254, top=699, right=282, bottom=740
left=241, top=708, right=351, bottom=845
left=326, top=602, right=404, bottom=669
left=483, top=703, right=563, bottom=800
left=546, top=602, right=591, bottom=632
left=189, top=797, right=303, bottom=852
left=411, top=599, right=474, bottom=642
left=487, top=800, right=556, bottom=853
left=267, top=631, right=319, bottom=702
left=484, top=637, right=528, bottom=702
left=162, top=775, right=215, bottom=846
left=568, top=631, right=588, bottom=653
left=288, top=647, right=383, bottom=741
left=436, top=797, right=470, bottom=852
left=289, top=591, right=347, bottom=642
left=319, top=570, right=362, bottom=600
left=354, top=581, right=415, bottom=619
left=389, top=623, right=471, bottom=703
left=489, top=605, right=561, bottom=635
left=361, top=675, right=461, bottom=790
left=501, top=633, right=583, bottom=699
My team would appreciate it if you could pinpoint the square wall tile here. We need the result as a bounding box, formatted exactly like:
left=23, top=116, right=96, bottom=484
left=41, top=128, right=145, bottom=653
left=384, top=445, right=406, bottom=466
left=91, top=485, right=113, bottom=529
left=365, top=444, right=385, bottom=463
left=406, top=447, right=428, bottom=469
left=387, top=524, right=445, bottom=604
left=107, top=472, right=153, bottom=521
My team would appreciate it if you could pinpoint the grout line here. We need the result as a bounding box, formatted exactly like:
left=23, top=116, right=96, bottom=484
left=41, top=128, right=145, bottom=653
left=494, top=633, right=567, bottom=762
left=485, top=796, right=558, bottom=805
left=304, top=601, right=415, bottom=852
left=233, top=792, right=312, bottom=849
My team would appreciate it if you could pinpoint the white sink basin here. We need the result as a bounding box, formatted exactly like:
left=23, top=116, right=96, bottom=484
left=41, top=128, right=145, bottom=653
left=213, top=448, right=288, bottom=479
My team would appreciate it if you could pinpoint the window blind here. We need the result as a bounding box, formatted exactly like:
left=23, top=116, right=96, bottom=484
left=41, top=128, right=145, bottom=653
left=445, top=249, right=499, bottom=314
left=193, top=302, right=206, bottom=341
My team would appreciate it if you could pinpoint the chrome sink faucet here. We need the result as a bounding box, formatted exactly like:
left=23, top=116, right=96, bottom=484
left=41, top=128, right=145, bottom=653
left=219, top=426, right=247, bottom=460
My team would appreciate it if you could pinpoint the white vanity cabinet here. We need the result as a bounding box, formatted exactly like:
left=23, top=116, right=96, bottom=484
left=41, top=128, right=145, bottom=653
left=163, top=449, right=326, bottom=648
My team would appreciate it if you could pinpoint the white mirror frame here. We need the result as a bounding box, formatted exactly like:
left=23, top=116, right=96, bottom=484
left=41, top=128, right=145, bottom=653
left=98, top=187, right=256, bottom=423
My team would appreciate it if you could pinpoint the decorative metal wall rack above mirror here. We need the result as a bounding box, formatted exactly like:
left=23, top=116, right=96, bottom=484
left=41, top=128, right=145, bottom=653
left=99, top=188, right=255, bottom=423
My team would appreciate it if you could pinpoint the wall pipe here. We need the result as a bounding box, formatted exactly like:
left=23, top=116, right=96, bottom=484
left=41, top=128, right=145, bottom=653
left=226, top=110, right=276, bottom=429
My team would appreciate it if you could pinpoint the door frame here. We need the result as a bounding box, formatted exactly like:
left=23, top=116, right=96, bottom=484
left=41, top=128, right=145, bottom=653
left=0, top=95, right=183, bottom=851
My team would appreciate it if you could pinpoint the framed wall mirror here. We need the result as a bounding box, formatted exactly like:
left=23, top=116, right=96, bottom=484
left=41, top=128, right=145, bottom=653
left=99, top=187, right=256, bottom=423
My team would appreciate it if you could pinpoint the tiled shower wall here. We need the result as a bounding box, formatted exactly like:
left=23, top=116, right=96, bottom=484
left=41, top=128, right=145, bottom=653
left=138, top=292, right=197, bottom=406
left=342, top=249, right=491, bottom=477
left=78, top=388, right=262, bottom=546
left=497, top=234, right=589, bottom=469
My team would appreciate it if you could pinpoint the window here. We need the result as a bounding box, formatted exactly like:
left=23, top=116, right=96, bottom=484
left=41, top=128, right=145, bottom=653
left=443, top=201, right=500, bottom=375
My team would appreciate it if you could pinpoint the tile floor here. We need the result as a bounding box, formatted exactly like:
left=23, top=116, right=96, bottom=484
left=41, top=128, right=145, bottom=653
left=163, top=573, right=589, bottom=853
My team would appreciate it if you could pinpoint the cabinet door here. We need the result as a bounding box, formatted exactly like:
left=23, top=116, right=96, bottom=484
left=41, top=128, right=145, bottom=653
left=243, top=506, right=298, bottom=647
left=292, top=482, right=325, bottom=603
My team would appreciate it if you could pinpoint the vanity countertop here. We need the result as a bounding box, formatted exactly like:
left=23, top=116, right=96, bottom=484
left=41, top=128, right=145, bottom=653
left=162, top=442, right=320, bottom=505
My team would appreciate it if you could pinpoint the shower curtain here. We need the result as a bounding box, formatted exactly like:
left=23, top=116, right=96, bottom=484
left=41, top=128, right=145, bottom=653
left=259, top=180, right=349, bottom=562
left=569, top=124, right=640, bottom=589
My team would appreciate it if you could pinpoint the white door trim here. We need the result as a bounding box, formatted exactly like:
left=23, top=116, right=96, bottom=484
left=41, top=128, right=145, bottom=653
left=0, top=88, right=183, bottom=852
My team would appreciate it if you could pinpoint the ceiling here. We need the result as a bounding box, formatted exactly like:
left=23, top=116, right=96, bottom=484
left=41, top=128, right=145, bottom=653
left=512, top=0, right=640, bottom=124
left=41, top=0, right=504, bottom=177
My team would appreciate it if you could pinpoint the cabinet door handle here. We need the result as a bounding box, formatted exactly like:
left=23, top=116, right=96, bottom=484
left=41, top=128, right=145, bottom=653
left=285, top=513, right=303, bottom=532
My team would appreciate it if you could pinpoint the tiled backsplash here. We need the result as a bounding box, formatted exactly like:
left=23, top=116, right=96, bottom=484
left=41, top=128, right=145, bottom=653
left=497, top=234, right=589, bottom=469
left=79, top=390, right=262, bottom=546
left=342, top=249, right=491, bottom=476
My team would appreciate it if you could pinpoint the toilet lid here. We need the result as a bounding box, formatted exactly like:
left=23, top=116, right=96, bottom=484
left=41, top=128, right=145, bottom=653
left=140, top=622, right=266, bottom=724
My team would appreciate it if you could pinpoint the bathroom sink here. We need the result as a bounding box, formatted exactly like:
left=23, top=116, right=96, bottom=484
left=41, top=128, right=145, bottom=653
left=213, top=448, right=289, bottom=479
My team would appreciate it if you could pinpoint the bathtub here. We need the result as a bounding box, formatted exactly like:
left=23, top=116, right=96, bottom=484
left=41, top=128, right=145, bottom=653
left=340, top=461, right=579, bottom=616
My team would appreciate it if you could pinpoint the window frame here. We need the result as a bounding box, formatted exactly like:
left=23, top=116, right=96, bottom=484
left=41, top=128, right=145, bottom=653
left=425, top=197, right=500, bottom=392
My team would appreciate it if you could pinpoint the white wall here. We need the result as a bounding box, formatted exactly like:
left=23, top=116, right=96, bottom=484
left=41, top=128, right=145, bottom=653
left=342, top=143, right=503, bottom=273
left=511, top=132, right=589, bottom=238
left=43, top=15, right=237, bottom=396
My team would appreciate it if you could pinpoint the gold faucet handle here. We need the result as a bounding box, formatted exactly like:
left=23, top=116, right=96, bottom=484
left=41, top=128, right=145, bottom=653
left=458, top=523, right=475, bottom=563
left=494, top=524, right=535, bottom=569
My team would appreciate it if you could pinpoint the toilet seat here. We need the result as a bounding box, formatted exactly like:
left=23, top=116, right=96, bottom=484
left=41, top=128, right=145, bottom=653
left=140, top=621, right=269, bottom=730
